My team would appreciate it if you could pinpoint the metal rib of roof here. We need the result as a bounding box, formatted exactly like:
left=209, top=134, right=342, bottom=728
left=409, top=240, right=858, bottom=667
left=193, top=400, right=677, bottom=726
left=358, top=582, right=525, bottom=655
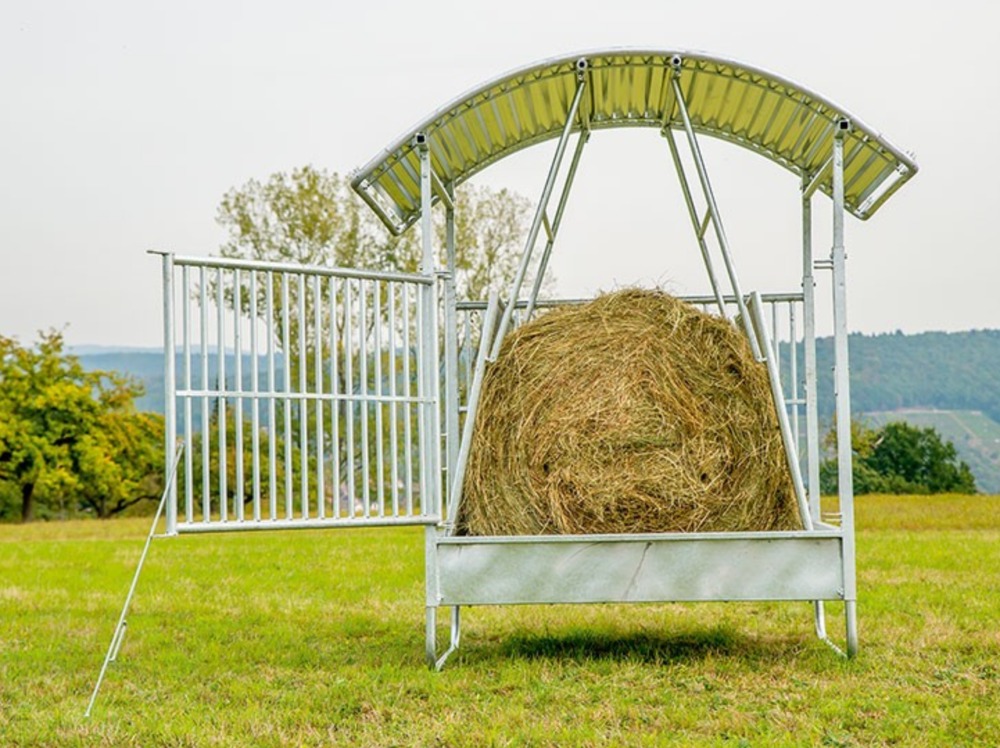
left=351, top=49, right=918, bottom=235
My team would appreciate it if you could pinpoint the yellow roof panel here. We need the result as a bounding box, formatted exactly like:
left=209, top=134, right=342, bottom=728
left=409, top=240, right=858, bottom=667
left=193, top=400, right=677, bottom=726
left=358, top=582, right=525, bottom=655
left=352, top=49, right=917, bottom=234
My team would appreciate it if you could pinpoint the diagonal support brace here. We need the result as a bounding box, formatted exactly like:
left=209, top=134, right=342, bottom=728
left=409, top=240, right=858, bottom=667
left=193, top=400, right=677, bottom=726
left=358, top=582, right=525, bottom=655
left=491, top=64, right=588, bottom=359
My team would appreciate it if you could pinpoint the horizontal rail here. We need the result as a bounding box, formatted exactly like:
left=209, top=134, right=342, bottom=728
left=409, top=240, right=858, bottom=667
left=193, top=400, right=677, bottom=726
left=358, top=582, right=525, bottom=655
left=173, top=516, right=439, bottom=534
left=159, top=252, right=433, bottom=285
left=457, top=291, right=804, bottom=311
left=175, top=390, right=433, bottom=405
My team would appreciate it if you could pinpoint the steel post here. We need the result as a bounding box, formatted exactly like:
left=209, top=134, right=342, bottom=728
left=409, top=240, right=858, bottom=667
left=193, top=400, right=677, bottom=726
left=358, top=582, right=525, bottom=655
left=831, top=121, right=858, bottom=656
left=161, top=253, right=177, bottom=536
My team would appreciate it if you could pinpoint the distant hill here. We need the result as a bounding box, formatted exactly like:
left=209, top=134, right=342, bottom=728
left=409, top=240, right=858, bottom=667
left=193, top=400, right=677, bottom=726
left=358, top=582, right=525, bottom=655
left=783, top=329, right=1000, bottom=423
left=79, top=328, right=1000, bottom=492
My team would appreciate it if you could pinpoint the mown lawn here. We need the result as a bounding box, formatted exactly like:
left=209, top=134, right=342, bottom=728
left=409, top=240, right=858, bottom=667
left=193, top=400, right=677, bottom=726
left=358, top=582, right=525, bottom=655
left=1, top=495, right=997, bottom=746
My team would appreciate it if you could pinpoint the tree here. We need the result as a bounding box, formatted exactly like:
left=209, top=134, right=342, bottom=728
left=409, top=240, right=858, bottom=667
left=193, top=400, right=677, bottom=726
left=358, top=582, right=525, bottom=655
left=214, top=166, right=541, bottom=501
left=820, top=420, right=977, bottom=495
left=0, top=331, right=164, bottom=521
left=216, top=165, right=538, bottom=301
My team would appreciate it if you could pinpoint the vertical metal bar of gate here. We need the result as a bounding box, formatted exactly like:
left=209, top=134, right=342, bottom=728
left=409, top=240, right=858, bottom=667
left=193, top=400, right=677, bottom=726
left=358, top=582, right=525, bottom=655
left=314, top=274, right=325, bottom=519
left=217, top=268, right=228, bottom=522
left=297, top=274, right=308, bottom=518
left=330, top=279, right=342, bottom=516
left=281, top=273, right=293, bottom=519
left=789, top=301, right=800, bottom=452
left=181, top=265, right=192, bottom=524
left=162, top=253, right=177, bottom=535
left=669, top=68, right=761, bottom=360
left=388, top=283, right=399, bottom=516
left=234, top=268, right=244, bottom=521
left=251, top=271, right=261, bottom=521
left=374, top=279, right=385, bottom=517
left=199, top=269, right=210, bottom=523
left=266, top=272, right=277, bottom=520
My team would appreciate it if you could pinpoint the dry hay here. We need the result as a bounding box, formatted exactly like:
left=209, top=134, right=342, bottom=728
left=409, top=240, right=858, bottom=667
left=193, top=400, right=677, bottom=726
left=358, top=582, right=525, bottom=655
left=457, top=288, right=801, bottom=536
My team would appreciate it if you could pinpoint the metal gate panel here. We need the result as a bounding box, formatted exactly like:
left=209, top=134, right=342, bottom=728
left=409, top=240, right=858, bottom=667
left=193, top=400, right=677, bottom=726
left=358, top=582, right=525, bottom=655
left=160, top=254, right=441, bottom=533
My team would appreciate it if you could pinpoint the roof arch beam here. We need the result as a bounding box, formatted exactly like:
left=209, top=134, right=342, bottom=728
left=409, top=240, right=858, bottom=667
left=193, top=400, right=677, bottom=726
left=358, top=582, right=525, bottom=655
left=351, top=49, right=917, bottom=234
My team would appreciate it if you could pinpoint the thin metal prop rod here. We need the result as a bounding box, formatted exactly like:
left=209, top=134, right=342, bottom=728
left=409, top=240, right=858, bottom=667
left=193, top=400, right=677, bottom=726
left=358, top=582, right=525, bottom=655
left=491, top=67, right=587, bottom=360
left=662, top=127, right=727, bottom=316
left=85, top=444, right=184, bottom=718
left=669, top=69, right=761, bottom=360
left=525, top=129, right=590, bottom=320
left=445, top=291, right=501, bottom=531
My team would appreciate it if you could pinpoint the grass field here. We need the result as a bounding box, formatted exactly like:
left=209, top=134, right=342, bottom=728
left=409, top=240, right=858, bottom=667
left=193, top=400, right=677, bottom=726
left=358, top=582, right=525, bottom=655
left=1, top=495, right=998, bottom=746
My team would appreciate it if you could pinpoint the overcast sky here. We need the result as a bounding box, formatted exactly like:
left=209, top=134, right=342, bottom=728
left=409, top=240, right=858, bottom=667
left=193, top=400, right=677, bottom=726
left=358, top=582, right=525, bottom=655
left=1, top=0, right=997, bottom=347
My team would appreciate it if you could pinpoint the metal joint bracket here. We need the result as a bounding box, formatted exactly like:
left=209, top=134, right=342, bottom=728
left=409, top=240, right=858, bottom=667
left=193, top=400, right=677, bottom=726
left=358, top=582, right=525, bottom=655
left=575, top=57, right=588, bottom=81
left=413, top=132, right=428, bottom=150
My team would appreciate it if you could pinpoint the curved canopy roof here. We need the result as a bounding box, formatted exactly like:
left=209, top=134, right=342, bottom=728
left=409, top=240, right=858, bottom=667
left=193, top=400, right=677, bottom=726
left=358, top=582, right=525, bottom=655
left=352, top=49, right=917, bottom=234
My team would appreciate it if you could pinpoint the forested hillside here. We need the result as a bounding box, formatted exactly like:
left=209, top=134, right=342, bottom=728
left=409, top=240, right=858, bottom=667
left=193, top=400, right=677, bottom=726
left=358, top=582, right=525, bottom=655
left=780, top=329, right=1000, bottom=422
left=82, top=329, right=1000, bottom=423
left=76, top=329, right=1000, bottom=491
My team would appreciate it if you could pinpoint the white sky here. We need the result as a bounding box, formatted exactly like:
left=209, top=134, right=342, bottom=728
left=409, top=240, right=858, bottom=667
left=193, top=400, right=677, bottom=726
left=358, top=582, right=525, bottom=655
left=1, top=0, right=998, bottom=347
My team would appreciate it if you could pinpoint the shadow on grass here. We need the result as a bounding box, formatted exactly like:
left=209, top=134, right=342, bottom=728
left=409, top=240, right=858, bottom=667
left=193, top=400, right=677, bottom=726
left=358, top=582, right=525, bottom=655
left=478, top=627, right=808, bottom=666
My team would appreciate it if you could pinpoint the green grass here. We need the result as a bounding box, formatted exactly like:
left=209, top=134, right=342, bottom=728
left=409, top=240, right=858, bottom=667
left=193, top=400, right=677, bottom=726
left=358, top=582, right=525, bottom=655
left=2, top=495, right=998, bottom=746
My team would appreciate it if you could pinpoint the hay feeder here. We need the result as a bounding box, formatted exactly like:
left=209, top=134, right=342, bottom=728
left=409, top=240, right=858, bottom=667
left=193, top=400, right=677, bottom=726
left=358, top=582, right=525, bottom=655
left=351, top=50, right=917, bottom=669
left=145, top=49, right=918, bottom=672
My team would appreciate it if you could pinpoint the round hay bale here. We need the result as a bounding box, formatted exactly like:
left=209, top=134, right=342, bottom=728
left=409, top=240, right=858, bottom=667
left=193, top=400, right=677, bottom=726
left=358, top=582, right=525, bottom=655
left=457, top=288, right=800, bottom=536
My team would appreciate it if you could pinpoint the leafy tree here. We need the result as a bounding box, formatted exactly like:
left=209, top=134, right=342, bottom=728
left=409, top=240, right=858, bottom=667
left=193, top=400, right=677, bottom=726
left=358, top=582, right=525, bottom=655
left=820, top=420, right=977, bottom=495
left=216, top=165, right=538, bottom=303
left=0, top=331, right=164, bottom=521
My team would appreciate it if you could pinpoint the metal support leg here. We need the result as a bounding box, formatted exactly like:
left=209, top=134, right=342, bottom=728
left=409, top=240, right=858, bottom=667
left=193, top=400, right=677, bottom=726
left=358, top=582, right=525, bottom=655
left=831, top=121, right=858, bottom=658
left=492, top=68, right=587, bottom=359
left=669, top=69, right=761, bottom=359
left=85, top=445, right=184, bottom=717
